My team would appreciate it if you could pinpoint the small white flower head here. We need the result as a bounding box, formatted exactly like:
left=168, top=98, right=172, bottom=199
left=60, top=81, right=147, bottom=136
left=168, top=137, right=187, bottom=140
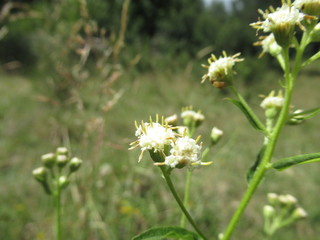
left=57, top=154, right=69, bottom=168
left=129, top=115, right=176, bottom=162
left=69, top=157, right=83, bottom=173
left=260, top=90, right=284, bottom=109
left=58, top=176, right=69, bottom=189
left=165, top=114, right=178, bottom=125
left=268, top=192, right=279, bottom=205
left=33, top=167, right=47, bottom=182
left=41, top=152, right=56, bottom=168
left=279, top=194, right=298, bottom=205
left=57, top=147, right=68, bottom=155
left=210, top=127, right=223, bottom=145
left=251, top=2, right=304, bottom=47
left=254, top=34, right=282, bottom=57
left=292, top=207, right=308, bottom=219
left=164, top=136, right=202, bottom=169
left=181, top=106, right=205, bottom=127
left=263, top=205, right=276, bottom=218
left=294, top=0, right=320, bottom=16
left=202, top=51, right=244, bottom=88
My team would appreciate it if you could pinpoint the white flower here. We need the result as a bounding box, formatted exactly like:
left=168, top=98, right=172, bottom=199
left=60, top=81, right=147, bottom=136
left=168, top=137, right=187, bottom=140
left=181, top=110, right=205, bottom=122
left=165, top=136, right=202, bottom=168
left=261, top=96, right=284, bottom=109
left=202, top=51, right=243, bottom=86
left=279, top=194, right=297, bottom=205
left=292, top=207, right=308, bottom=218
left=260, top=4, right=303, bottom=33
left=260, top=91, right=284, bottom=109
left=130, top=118, right=176, bottom=162
left=136, top=122, right=175, bottom=153
left=210, top=127, right=223, bottom=144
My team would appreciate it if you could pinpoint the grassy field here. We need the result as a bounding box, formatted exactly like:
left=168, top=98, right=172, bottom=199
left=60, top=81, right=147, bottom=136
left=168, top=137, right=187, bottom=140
left=0, top=60, right=319, bottom=240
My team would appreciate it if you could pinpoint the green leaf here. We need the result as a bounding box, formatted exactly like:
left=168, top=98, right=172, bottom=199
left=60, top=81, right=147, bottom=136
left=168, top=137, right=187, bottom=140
left=272, top=153, right=320, bottom=171
left=246, top=146, right=266, bottom=183
left=132, top=226, right=202, bottom=240
left=226, top=98, right=264, bottom=132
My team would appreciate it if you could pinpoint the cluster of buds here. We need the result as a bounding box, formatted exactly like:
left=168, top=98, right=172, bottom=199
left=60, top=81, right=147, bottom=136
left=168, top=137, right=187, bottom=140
left=201, top=51, right=243, bottom=88
left=251, top=0, right=320, bottom=50
left=32, top=147, right=82, bottom=195
left=129, top=111, right=223, bottom=170
left=263, top=193, right=307, bottom=236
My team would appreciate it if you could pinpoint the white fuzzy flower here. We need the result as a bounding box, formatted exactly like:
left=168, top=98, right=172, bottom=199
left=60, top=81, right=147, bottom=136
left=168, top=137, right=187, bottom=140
left=202, top=51, right=243, bottom=86
left=261, top=96, right=284, bottom=109
left=165, top=136, right=202, bottom=168
left=261, top=4, right=303, bottom=33
left=130, top=119, right=176, bottom=162
left=135, top=122, right=175, bottom=153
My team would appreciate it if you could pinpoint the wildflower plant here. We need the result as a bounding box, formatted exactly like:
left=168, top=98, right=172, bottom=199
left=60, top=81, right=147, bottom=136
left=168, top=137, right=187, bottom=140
left=33, top=147, right=82, bottom=240
left=130, top=0, right=320, bottom=239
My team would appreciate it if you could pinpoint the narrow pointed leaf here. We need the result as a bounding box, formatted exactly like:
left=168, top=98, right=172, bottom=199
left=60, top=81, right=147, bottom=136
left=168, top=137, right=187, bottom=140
left=287, top=107, right=320, bottom=125
left=132, top=226, right=201, bottom=240
left=272, top=153, right=320, bottom=171
left=246, top=146, right=266, bottom=183
left=226, top=98, right=265, bottom=131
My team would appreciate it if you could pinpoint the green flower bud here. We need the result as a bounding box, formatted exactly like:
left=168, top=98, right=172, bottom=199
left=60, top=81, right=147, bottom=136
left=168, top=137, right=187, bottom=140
left=263, top=205, right=276, bottom=218
left=210, top=127, right=223, bottom=145
left=165, top=114, right=178, bottom=126
left=41, top=153, right=56, bottom=168
left=279, top=194, right=297, bottom=206
left=58, top=176, right=69, bottom=189
left=57, top=155, right=69, bottom=168
left=69, top=157, right=82, bottom=173
left=292, top=207, right=308, bottom=219
left=294, top=0, right=320, bottom=16
left=33, top=167, right=47, bottom=183
left=311, top=23, right=320, bottom=42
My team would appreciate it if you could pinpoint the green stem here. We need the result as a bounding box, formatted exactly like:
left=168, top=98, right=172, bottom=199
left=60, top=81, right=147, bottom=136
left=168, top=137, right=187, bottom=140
left=180, top=170, right=192, bottom=228
left=160, top=166, right=208, bottom=240
left=55, top=170, right=62, bottom=240
left=222, top=47, right=294, bottom=240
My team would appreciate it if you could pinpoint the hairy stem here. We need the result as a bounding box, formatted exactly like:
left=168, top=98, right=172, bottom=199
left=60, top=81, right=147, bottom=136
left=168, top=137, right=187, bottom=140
left=222, top=47, right=294, bottom=240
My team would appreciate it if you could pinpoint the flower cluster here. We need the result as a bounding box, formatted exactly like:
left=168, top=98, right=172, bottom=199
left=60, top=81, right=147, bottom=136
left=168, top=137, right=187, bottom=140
left=251, top=2, right=304, bottom=47
left=263, top=193, right=307, bottom=236
left=201, top=51, right=243, bottom=88
left=129, top=115, right=209, bottom=169
left=32, top=147, right=82, bottom=195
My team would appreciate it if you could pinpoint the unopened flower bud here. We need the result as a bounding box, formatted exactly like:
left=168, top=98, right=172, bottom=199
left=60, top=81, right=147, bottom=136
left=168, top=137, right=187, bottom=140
left=268, top=192, right=279, bottom=205
left=279, top=194, right=297, bottom=205
left=57, top=147, right=68, bottom=156
left=311, top=23, right=320, bottom=42
left=41, top=153, right=56, bottom=168
left=294, top=0, right=320, bottom=16
left=263, top=205, right=276, bottom=218
left=57, top=155, right=69, bottom=168
left=210, top=127, right=223, bottom=145
left=69, top=157, right=82, bottom=173
left=165, top=114, right=178, bottom=126
left=33, top=167, right=47, bottom=183
left=181, top=109, right=205, bottom=128
left=58, top=176, right=69, bottom=189
left=261, top=91, right=284, bottom=110
left=292, top=207, right=308, bottom=219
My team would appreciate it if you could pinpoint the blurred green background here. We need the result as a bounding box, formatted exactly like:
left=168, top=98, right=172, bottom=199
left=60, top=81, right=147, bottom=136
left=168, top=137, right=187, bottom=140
left=0, top=0, right=319, bottom=239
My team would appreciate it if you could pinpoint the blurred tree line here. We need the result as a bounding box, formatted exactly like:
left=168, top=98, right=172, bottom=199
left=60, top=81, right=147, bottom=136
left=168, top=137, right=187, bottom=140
left=0, top=0, right=280, bottom=73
